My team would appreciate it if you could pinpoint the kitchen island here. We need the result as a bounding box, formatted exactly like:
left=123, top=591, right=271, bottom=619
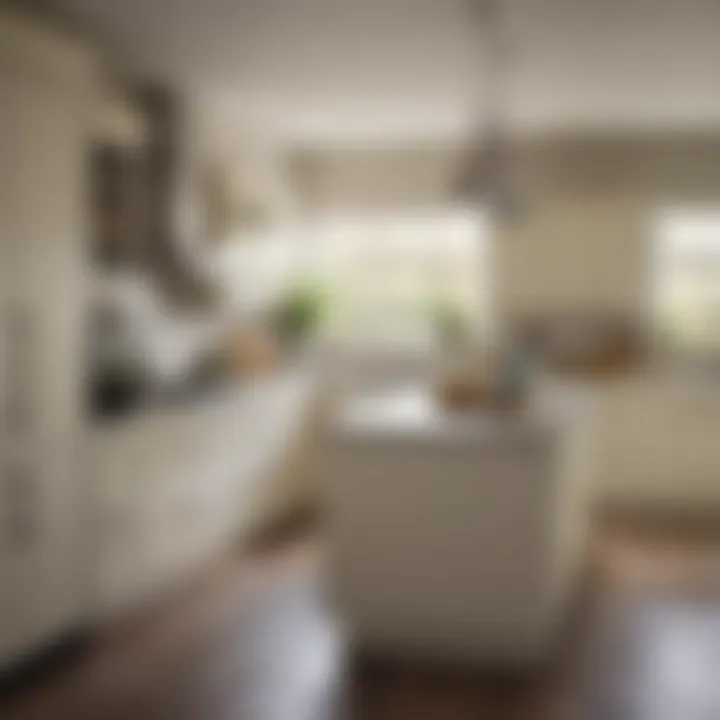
left=324, top=384, right=593, bottom=663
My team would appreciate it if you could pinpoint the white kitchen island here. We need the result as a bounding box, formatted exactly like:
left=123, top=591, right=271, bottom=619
left=324, top=385, right=593, bottom=664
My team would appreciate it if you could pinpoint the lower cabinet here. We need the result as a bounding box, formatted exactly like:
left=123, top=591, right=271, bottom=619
left=596, top=374, right=720, bottom=510
left=90, top=373, right=315, bottom=619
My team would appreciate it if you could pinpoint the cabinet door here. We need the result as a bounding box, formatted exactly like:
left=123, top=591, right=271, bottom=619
left=0, top=64, right=9, bottom=662
left=0, top=63, right=28, bottom=664
left=0, top=63, right=87, bottom=665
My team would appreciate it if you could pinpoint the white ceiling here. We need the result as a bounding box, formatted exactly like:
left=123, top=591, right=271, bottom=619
left=52, top=0, right=720, bottom=148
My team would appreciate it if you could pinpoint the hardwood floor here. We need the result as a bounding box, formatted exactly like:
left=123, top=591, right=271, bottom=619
left=3, top=522, right=720, bottom=720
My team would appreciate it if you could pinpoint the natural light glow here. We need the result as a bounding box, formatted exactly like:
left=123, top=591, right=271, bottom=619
left=654, top=208, right=720, bottom=352
left=305, top=209, right=490, bottom=347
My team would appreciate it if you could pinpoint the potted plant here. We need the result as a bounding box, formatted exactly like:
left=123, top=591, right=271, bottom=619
left=273, top=282, right=327, bottom=348
left=430, top=296, right=470, bottom=348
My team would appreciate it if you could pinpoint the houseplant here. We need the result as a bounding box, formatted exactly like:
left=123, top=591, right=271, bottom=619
left=273, top=282, right=327, bottom=348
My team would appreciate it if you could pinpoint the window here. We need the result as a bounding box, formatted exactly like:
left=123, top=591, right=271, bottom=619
left=654, top=209, right=720, bottom=353
left=212, top=226, right=300, bottom=313
left=305, top=209, right=490, bottom=347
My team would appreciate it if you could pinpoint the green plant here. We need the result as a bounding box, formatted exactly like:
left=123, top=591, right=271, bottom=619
left=430, top=297, right=470, bottom=345
left=274, top=283, right=327, bottom=343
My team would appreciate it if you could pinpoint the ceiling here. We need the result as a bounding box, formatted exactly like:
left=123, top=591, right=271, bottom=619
left=51, top=0, right=720, bottom=148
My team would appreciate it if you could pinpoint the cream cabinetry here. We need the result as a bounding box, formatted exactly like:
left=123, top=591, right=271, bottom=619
left=0, top=10, right=97, bottom=670
left=325, top=387, right=592, bottom=662
left=89, top=372, right=317, bottom=618
left=596, top=372, right=720, bottom=511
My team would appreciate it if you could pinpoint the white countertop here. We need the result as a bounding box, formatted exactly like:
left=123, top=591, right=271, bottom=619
left=333, top=384, right=582, bottom=445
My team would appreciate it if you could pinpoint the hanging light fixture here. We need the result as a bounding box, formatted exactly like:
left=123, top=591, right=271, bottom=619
left=454, top=0, right=524, bottom=220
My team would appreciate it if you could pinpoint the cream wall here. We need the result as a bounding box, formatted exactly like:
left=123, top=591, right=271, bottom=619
left=497, top=135, right=720, bottom=322
left=291, top=135, right=720, bottom=323
left=290, top=144, right=463, bottom=212
left=497, top=193, right=648, bottom=319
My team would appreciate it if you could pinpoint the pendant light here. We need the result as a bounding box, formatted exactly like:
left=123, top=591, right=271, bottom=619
left=454, top=0, right=524, bottom=220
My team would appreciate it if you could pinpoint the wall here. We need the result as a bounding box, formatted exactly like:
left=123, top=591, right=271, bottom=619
left=497, top=134, right=720, bottom=322
left=290, top=144, right=463, bottom=212
left=292, top=134, right=720, bottom=323
left=497, top=191, right=648, bottom=320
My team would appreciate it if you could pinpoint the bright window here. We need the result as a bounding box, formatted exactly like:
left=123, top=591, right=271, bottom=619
left=305, top=209, right=490, bottom=347
left=654, top=209, right=720, bottom=352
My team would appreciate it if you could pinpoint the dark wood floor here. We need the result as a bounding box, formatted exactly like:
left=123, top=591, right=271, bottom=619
left=3, top=521, right=720, bottom=720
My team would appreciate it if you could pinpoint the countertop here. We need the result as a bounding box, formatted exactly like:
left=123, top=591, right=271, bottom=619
left=332, top=383, right=585, bottom=446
